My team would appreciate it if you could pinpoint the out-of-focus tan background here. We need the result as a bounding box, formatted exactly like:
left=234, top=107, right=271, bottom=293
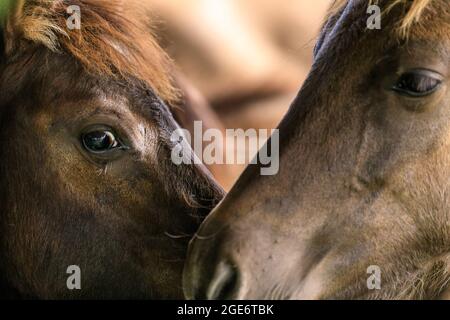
left=149, top=0, right=332, bottom=189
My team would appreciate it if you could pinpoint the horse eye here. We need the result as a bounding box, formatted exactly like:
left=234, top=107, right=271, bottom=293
left=392, top=71, right=442, bottom=97
left=82, top=130, right=120, bottom=153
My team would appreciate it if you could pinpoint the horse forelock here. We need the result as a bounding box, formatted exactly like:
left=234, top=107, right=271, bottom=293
left=3, top=0, right=179, bottom=105
left=326, top=0, right=441, bottom=39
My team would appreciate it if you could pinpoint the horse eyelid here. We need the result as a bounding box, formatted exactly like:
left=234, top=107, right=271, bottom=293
left=391, top=81, right=442, bottom=98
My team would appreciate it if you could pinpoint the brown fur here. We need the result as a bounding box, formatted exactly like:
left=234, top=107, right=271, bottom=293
left=184, top=0, right=450, bottom=300
left=328, top=0, right=437, bottom=38
left=0, top=0, right=224, bottom=299
left=5, top=0, right=179, bottom=105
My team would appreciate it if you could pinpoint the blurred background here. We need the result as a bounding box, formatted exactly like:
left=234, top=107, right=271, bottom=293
left=148, top=0, right=332, bottom=189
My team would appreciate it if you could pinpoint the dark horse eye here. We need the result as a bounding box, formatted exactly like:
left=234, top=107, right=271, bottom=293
left=392, top=71, right=442, bottom=97
left=82, top=130, right=120, bottom=153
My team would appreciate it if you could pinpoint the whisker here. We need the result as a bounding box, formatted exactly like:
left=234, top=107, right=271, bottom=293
left=164, top=231, right=192, bottom=239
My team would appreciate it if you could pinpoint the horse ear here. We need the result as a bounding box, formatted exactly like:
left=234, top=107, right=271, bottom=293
left=1, top=0, right=26, bottom=56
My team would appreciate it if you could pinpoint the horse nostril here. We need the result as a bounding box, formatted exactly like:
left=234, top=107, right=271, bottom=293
left=205, top=260, right=239, bottom=300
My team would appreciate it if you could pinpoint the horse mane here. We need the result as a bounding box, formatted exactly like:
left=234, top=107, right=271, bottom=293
left=3, top=0, right=179, bottom=104
left=327, top=0, right=434, bottom=38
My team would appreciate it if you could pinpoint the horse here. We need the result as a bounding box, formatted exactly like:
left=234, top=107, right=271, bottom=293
left=0, top=0, right=224, bottom=299
left=184, top=0, right=450, bottom=299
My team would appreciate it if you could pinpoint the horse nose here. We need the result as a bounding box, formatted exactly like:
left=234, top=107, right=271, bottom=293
left=185, top=256, right=241, bottom=300
left=204, top=260, right=240, bottom=300
left=183, top=222, right=245, bottom=300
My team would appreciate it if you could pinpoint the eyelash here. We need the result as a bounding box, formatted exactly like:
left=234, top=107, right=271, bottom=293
left=392, top=72, right=442, bottom=97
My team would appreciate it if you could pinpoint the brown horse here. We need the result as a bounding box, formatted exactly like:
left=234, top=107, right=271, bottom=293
left=184, top=0, right=450, bottom=299
left=0, top=0, right=224, bottom=299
